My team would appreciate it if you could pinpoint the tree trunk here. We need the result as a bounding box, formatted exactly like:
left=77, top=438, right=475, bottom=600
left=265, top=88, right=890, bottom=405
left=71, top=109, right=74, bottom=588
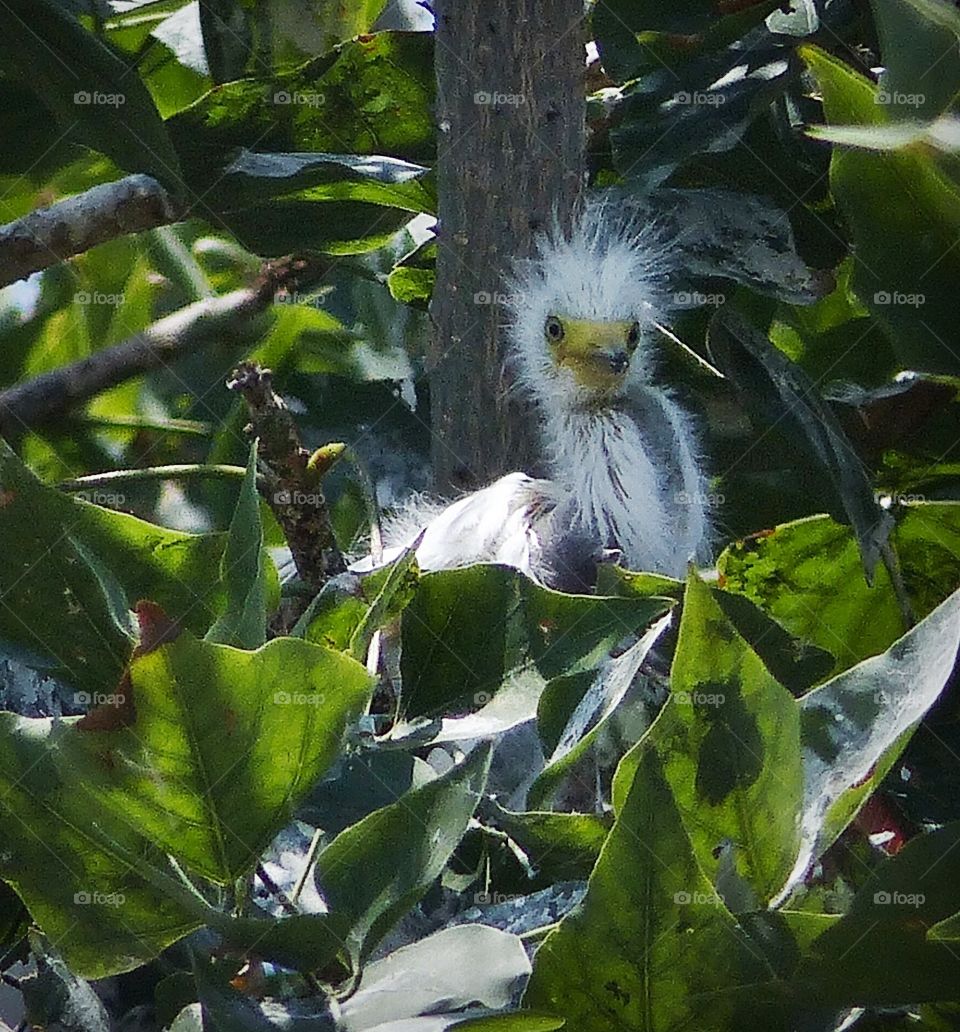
left=430, top=1, right=586, bottom=493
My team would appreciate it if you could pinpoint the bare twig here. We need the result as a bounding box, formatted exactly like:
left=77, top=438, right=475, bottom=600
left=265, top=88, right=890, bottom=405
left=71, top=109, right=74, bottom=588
left=57, top=463, right=258, bottom=493
left=227, top=361, right=345, bottom=597
left=0, top=174, right=183, bottom=288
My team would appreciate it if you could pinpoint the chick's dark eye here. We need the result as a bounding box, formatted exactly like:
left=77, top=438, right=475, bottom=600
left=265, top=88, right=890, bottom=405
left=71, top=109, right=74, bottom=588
left=544, top=316, right=564, bottom=342
left=627, top=322, right=640, bottom=351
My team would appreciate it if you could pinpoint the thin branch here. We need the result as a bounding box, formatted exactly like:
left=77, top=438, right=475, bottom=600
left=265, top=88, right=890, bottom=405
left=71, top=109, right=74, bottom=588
left=0, top=258, right=327, bottom=437
left=57, top=463, right=256, bottom=493
left=0, top=174, right=183, bottom=288
left=227, top=361, right=346, bottom=598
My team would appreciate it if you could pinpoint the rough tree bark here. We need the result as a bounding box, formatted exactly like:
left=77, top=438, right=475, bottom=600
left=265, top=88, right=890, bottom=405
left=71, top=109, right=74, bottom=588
left=430, top=2, right=586, bottom=492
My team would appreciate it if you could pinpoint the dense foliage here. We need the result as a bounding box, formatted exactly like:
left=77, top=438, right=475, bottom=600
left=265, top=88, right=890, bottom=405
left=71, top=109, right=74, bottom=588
left=1, top=1, right=960, bottom=1029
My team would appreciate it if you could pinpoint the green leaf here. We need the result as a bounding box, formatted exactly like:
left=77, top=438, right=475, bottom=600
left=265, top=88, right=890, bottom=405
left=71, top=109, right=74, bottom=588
left=401, top=565, right=670, bottom=719
left=528, top=615, right=671, bottom=810
left=710, top=309, right=893, bottom=581
left=480, top=800, right=609, bottom=885
left=0, top=713, right=202, bottom=978
left=524, top=744, right=771, bottom=1031
left=400, top=566, right=523, bottom=718
left=313, top=743, right=491, bottom=972
left=0, top=0, right=181, bottom=187
left=61, top=612, right=374, bottom=883
left=221, top=150, right=434, bottom=212
left=0, top=439, right=237, bottom=693
left=593, top=0, right=783, bottom=81
left=169, top=32, right=434, bottom=188
left=801, top=44, right=960, bottom=375
left=718, top=505, right=960, bottom=675
left=338, top=925, right=534, bottom=1029
left=870, top=0, right=960, bottom=120
left=521, top=579, right=672, bottom=680
left=795, top=823, right=960, bottom=1004
left=789, top=585, right=960, bottom=896
left=650, top=574, right=803, bottom=908
left=206, top=441, right=268, bottom=649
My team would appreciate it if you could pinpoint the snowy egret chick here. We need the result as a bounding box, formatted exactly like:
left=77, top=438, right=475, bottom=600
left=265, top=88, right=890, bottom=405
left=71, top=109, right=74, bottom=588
left=356, top=199, right=712, bottom=588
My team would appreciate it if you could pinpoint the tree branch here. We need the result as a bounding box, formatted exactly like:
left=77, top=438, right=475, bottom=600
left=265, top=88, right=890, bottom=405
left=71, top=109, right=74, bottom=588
left=0, top=258, right=328, bottom=437
left=0, top=174, right=183, bottom=288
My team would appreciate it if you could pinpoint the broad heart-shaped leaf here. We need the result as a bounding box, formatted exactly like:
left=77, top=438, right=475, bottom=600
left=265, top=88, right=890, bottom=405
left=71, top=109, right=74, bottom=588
left=639, top=573, right=802, bottom=910
left=801, top=45, right=960, bottom=375
left=400, top=564, right=672, bottom=719
left=59, top=614, right=374, bottom=884
left=0, top=0, right=181, bottom=187
left=794, top=823, right=960, bottom=1005
left=718, top=504, right=960, bottom=676
left=0, top=712, right=202, bottom=979
left=0, top=439, right=255, bottom=695
left=710, top=309, right=893, bottom=582
left=206, top=441, right=268, bottom=650
left=313, top=744, right=491, bottom=974
left=524, top=744, right=773, bottom=1031
left=781, top=585, right=960, bottom=901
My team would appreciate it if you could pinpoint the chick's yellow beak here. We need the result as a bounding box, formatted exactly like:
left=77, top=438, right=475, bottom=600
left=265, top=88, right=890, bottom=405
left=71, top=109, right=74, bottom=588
left=544, top=316, right=639, bottom=392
